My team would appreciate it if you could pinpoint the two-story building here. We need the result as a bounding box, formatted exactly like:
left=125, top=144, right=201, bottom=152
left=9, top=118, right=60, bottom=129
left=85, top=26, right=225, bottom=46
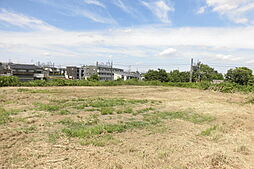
left=9, top=64, right=45, bottom=81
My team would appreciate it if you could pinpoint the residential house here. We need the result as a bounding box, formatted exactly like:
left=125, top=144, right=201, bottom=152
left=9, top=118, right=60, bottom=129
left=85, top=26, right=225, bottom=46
left=8, top=63, right=45, bottom=81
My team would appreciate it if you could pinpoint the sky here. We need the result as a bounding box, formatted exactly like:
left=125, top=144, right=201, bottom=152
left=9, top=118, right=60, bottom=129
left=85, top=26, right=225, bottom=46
left=0, top=0, right=254, bottom=73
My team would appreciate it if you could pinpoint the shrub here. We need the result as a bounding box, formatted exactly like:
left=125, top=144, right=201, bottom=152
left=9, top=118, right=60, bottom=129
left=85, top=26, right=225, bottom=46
left=1, top=76, right=254, bottom=94
left=0, top=76, right=20, bottom=87
left=100, top=107, right=114, bottom=115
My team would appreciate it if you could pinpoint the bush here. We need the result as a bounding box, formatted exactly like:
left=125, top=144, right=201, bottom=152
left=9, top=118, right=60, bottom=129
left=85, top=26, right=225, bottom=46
left=248, top=76, right=254, bottom=86
left=1, top=76, right=254, bottom=94
left=87, top=74, right=99, bottom=81
left=0, top=76, right=20, bottom=87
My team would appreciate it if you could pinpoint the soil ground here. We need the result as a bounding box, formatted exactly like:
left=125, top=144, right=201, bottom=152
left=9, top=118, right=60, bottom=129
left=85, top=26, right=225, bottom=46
left=0, top=86, right=254, bottom=169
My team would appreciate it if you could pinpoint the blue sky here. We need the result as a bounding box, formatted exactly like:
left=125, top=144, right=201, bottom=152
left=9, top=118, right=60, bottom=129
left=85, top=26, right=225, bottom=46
left=0, top=0, right=254, bottom=72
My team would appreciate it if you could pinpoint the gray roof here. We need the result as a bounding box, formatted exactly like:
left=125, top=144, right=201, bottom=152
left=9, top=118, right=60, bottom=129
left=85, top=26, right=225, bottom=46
left=10, top=64, right=39, bottom=70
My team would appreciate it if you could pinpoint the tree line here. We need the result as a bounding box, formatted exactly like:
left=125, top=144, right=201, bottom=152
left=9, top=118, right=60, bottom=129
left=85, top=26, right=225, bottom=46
left=144, top=63, right=254, bottom=86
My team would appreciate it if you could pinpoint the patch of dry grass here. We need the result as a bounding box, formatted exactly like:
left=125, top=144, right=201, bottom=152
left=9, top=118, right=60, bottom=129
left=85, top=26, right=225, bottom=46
left=0, top=86, right=253, bottom=169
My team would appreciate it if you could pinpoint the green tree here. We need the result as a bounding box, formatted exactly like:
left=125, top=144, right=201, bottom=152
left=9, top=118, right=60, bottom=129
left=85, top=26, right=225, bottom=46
left=87, top=74, right=99, bottom=81
left=144, top=69, right=169, bottom=82
left=225, top=67, right=253, bottom=85
left=168, top=70, right=190, bottom=82
left=193, top=63, right=224, bottom=82
left=248, top=76, right=254, bottom=86
left=179, top=71, right=190, bottom=82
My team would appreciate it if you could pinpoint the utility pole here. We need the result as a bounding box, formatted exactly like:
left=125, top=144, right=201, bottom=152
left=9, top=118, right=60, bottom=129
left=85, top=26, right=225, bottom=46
left=190, top=58, right=193, bottom=82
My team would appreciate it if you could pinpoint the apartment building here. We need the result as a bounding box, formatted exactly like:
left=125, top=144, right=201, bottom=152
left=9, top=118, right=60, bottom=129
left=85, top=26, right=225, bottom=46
left=9, top=64, right=45, bottom=81
left=66, top=62, right=141, bottom=81
left=65, top=66, right=85, bottom=80
left=0, top=63, right=46, bottom=81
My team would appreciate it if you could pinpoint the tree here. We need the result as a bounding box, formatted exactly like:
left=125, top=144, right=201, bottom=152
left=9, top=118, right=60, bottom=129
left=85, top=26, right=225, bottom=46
left=168, top=70, right=190, bottom=82
left=87, top=74, right=99, bottom=81
left=225, top=67, right=253, bottom=85
left=144, top=69, right=169, bottom=82
left=248, top=76, right=254, bottom=86
left=192, top=63, right=224, bottom=82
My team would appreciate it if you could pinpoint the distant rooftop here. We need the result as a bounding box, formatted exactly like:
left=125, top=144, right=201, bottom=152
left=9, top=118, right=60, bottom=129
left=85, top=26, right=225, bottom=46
left=9, top=64, right=39, bottom=69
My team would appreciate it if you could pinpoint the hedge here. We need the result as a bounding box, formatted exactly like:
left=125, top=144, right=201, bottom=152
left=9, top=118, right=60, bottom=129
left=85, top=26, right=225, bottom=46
left=0, top=76, right=254, bottom=93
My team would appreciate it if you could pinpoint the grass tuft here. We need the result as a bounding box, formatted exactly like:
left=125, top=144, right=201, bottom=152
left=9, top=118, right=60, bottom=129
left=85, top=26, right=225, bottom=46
left=200, top=125, right=218, bottom=136
left=135, top=107, right=155, bottom=115
left=144, top=111, right=215, bottom=124
left=57, top=109, right=72, bottom=115
left=61, top=120, right=149, bottom=138
left=0, top=107, right=11, bottom=124
left=80, top=134, right=120, bottom=147
left=116, top=107, right=134, bottom=114
left=0, top=107, right=20, bottom=124
left=246, top=96, right=254, bottom=104
left=35, top=103, right=61, bottom=112
left=19, top=125, right=37, bottom=134
left=100, top=107, right=114, bottom=115
left=48, top=132, right=60, bottom=143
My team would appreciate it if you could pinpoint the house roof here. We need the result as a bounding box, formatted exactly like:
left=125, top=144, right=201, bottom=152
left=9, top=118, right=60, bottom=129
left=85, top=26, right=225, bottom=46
left=10, top=64, right=39, bottom=70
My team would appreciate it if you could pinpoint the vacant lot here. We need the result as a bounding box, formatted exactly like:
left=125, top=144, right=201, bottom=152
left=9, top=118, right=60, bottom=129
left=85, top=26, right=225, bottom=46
left=0, top=86, right=254, bottom=169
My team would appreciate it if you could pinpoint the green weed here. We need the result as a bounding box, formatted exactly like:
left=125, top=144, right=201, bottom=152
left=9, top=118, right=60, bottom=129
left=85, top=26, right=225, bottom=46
left=85, top=108, right=100, bottom=112
left=0, top=107, right=11, bottom=124
left=48, top=132, right=60, bottom=143
left=61, top=120, right=149, bottom=138
left=35, top=103, right=61, bottom=112
left=116, top=107, right=134, bottom=114
left=135, top=107, right=155, bottom=114
left=200, top=125, right=218, bottom=136
left=80, top=135, right=120, bottom=147
left=144, top=111, right=215, bottom=124
left=57, top=110, right=72, bottom=115
left=100, top=107, right=114, bottom=115
left=19, top=125, right=37, bottom=134
left=85, top=114, right=100, bottom=125
left=246, top=96, right=254, bottom=104
left=0, top=108, right=20, bottom=124
left=89, top=98, right=126, bottom=107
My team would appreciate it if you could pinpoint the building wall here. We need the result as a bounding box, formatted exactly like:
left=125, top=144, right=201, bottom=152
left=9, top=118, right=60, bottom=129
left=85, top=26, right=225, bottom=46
left=66, top=66, right=86, bottom=80
left=66, top=64, right=140, bottom=81
left=66, top=67, right=78, bottom=79
left=9, top=64, right=45, bottom=81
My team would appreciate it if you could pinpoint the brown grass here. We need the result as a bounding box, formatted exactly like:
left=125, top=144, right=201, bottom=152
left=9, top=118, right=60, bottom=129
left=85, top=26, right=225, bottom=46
left=0, top=86, right=254, bottom=169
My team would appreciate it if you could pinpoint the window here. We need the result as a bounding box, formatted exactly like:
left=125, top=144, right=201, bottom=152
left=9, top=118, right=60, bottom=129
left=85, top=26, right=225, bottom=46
left=17, top=69, right=27, bottom=72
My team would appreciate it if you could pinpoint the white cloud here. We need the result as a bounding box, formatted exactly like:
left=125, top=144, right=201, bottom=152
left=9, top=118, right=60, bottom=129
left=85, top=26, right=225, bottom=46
left=214, top=54, right=242, bottom=61
left=197, top=6, right=207, bottom=14
left=1, top=26, right=254, bottom=50
left=204, top=0, right=254, bottom=24
left=112, top=0, right=132, bottom=14
left=84, top=0, right=106, bottom=8
left=233, top=18, right=248, bottom=24
left=73, top=8, right=116, bottom=24
left=1, top=25, right=254, bottom=67
left=0, top=9, right=58, bottom=31
left=159, top=48, right=177, bottom=57
left=142, top=0, right=174, bottom=24
left=29, top=1, right=116, bottom=24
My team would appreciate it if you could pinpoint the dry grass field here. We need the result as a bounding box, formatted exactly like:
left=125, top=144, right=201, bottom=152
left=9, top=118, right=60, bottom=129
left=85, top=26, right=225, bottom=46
left=0, top=86, right=254, bottom=169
